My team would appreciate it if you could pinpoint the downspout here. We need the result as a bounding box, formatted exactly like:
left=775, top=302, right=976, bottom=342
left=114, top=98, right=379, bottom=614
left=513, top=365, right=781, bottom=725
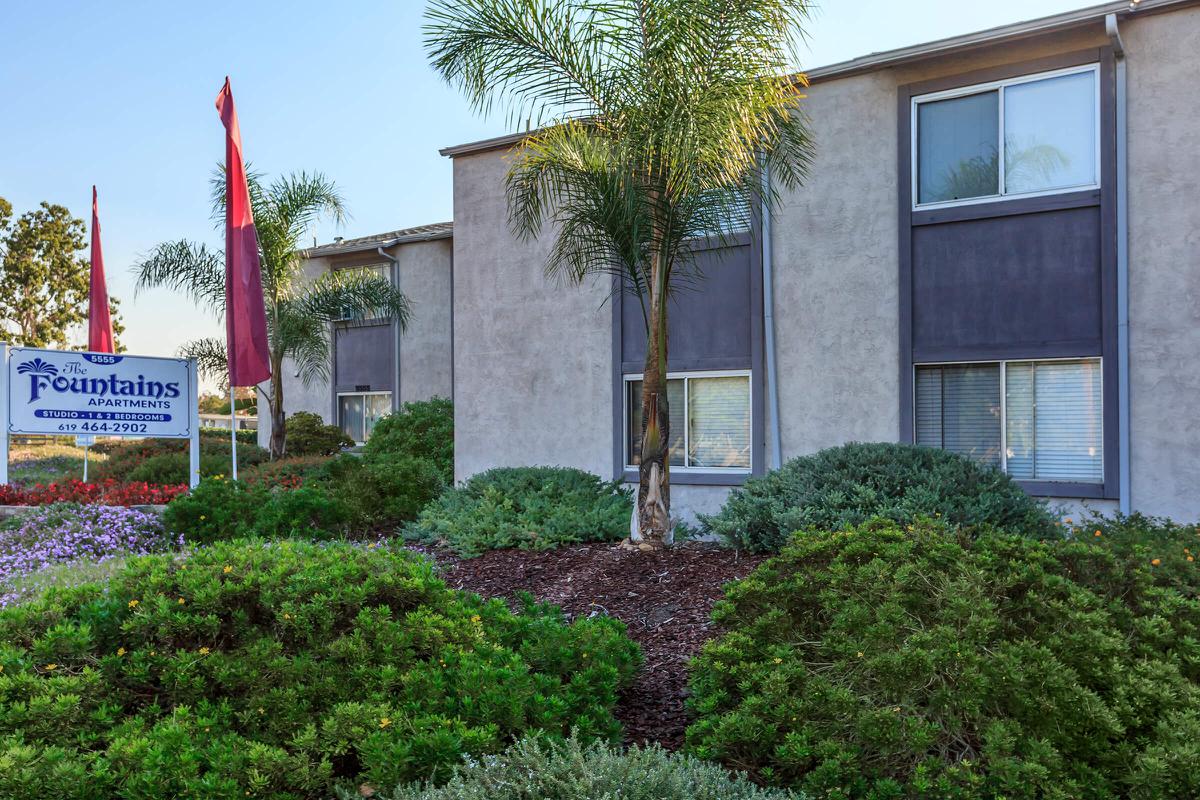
left=1107, top=12, right=1131, bottom=515
left=761, top=164, right=783, bottom=470
left=378, top=246, right=401, bottom=411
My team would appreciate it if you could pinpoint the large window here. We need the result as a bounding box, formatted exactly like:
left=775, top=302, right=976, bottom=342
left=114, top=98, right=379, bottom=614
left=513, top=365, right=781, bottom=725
left=914, top=65, right=1099, bottom=207
left=916, top=359, right=1103, bottom=484
left=335, top=263, right=391, bottom=321
left=337, top=391, right=392, bottom=444
left=626, top=372, right=751, bottom=471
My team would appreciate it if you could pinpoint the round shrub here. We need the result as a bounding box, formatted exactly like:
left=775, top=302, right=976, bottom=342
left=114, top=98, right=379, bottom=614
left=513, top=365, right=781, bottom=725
left=365, top=397, right=454, bottom=483
left=686, top=518, right=1200, bottom=799
left=700, top=442, right=1054, bottom=552
left=364, top=735, right=799, bottom=800
left=0, top=539, right=640, bottom=799
left=405, top=466, right=632, bottom=558
left=285, top=411, right=354, bottom=456
left=319, top=453, right=445, bottom=527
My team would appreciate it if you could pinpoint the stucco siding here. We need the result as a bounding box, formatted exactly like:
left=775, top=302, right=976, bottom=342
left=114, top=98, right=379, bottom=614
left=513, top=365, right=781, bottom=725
left=397, top=238, right=454, bottom=404
left=770, top=69, right=901, bottom=457
left=1125, top=7, right=1200, bottom=522
left=451, top=149, right=613, bottom=481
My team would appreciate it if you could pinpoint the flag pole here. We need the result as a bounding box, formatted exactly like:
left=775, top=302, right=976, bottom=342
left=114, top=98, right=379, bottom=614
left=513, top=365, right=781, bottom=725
left=229, top=383, right=238, bottom=481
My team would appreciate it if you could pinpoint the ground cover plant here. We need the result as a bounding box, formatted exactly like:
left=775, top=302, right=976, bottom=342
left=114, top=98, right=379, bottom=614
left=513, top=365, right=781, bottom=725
left=0, top=503, right=179, bottom=607
left=363, top=735, right=799, bottom=800
left=8, top=442, right=105, bottom=484
left=0, top=539, right=640, bottom=799
left=0, top=479, right=187, bottom=506
left=701, top=442, right=1056, bottom=553
left=405, top=467, right=631, bottom=558
left=365, top=398, right=454, bottom=483
left=686, top=517, right=1200, bottom=799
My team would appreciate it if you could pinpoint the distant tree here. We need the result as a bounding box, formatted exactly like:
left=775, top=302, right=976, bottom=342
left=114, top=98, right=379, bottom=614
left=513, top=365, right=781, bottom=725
left=134, top=170, right=410, bottom=458
left=0, top=196, right=124, bottom=349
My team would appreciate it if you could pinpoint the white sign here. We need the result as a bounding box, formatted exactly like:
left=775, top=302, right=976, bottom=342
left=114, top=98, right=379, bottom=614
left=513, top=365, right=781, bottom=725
left=7, top=347, right=194, bottom=439
left=74, top=434, right=96, bottom=447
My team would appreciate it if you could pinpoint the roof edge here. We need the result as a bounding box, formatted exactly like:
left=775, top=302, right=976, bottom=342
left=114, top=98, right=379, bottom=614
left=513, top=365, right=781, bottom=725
left=440, top=0, right=1196, bottom=159
left=303, top=224, right=453, bottom=258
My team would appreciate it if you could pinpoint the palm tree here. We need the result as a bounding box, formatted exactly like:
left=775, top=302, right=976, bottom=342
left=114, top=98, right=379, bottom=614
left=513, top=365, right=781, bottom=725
left=425, top=0, right=815, bottom=547
left=134, top=170, right=411, bottom=459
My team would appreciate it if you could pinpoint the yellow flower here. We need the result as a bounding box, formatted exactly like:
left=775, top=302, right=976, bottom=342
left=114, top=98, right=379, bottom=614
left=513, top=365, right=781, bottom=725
left=1151, top=558, right=1162, bottom=567
left=258, top=707, right=265, bottom=714
left=379, top=717, right=392, bottom=729
left=128, top=599, right=139, bottom=609
left=223, top=565, right=233, bottom=574
left=44, top=663, right=58, bottom=671
left=1188, top=556, right=1195, bottom=563
left=1065, top=518, right=1073, bottom=525
left=773, top=657, right=783, bottom=664
left=149, top=651, right=156, bottom=656
left=857, top=651, right=864, bottom=658
left=199, top=647, right=211, bottom=655
left=283, top=613, right=292, bottom=620
left=470, top=615, right=481, bottom=623
left=178, top=598, right=186, bottom=605
left=116, top=647, right=126, bottom=657
left=1094, top=530, right=1103, bottom=537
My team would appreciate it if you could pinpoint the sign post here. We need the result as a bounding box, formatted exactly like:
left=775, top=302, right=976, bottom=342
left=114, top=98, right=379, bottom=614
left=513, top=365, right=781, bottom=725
left=0, top=343, right=8, bottom=486
left=4, top=347, right=200, bottom=489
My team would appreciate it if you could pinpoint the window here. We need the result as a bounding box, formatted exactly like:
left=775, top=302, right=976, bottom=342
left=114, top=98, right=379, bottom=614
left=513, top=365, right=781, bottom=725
left=335, top=263, right=391, bottom=320
left=915, top=359, right=1102, bottom=484
left=338, top=391, right=392, bottom=443
left=914, top=65, right=1099, bottom=207
left=626, top=372, right=751, bottom=471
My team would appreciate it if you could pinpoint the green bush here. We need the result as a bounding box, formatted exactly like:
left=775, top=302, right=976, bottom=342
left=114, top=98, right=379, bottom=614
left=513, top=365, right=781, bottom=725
left=285, top=411, right=354, bottom=457
left=239, top=454, right=334, bottom=487
left=365, top=398, right=454, bottom=483
left=405, top=467, right=631, bottom=558
left=364, top=735, right=799, bottom=800
left=700, top=442, right=1055, bottom=553
left=93, top=437, right=268, bottom=485
left=161, top=478, right=350, bottom=544
left=0, top=539, right=640, bottom=799
left=686, top=517, right=1200, bottom=799
left=319, top=453, right=445, bottom=528
left=199, top=428, right=258, bottom=445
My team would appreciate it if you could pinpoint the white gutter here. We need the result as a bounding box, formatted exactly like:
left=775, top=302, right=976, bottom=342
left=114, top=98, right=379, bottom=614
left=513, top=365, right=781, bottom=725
left=1107, top=13, right=1132, bottom=515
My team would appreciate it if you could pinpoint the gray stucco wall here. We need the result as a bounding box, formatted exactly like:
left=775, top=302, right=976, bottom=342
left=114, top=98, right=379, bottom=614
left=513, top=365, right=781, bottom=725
left=257, top=236, right=455, bottom=450
left=396, top=238, right=454, bottom=404
left=1124, top=7, right=1200, bottom=522
left=451, top=148, right=614, bottom=481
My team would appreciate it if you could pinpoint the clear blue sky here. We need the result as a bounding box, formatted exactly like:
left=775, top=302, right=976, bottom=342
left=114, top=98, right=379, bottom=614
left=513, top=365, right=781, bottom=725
left=0, top=0, right=1100, bottom=371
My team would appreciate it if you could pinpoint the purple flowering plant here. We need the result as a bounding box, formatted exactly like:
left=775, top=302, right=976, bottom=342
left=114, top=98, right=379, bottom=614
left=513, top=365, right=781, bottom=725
left=0, top=503, right=182, bottom=607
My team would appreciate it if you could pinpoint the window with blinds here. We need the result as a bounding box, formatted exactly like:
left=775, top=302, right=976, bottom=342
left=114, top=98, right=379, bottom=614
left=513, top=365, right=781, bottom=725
left=338, top=391, right=392, bottom=443
left=915, top=359, right=1102, bottom=483
left=627, top=373, right=751, bottom=471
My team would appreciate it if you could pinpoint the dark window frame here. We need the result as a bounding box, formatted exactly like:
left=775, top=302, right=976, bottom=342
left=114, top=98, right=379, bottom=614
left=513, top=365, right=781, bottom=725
left=898, top=48, right=1119, bottom=500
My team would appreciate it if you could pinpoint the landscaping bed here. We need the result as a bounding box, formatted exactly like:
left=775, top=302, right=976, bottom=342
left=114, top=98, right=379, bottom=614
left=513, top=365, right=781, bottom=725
left=416, top=541, right=765, bottom=749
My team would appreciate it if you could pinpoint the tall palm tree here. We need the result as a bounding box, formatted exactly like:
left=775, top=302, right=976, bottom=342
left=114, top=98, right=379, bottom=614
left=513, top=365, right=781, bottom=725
left=425, top=0, right=815, bottom=547
left=134, top=170, right=411, bottom=459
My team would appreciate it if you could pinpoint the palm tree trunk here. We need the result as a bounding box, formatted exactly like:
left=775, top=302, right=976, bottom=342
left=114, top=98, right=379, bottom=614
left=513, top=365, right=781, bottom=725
left=637, top=251, right=672, bottom=547
left=268, top=357, right=286, bottom=459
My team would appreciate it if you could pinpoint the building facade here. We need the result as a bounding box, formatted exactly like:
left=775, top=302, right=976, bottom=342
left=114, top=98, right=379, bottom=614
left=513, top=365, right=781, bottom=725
left=441, top=0, right=1200, bottom=522
left=257, top=222, right=453, bottom=448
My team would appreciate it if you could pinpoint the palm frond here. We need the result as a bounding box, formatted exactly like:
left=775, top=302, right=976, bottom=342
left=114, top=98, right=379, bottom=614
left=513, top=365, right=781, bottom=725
left=298, top=270, right=412, bottom=328
left=177, top=337, right=230, bottom=387
left=273, top=300, right=332, bottom=387
left=132, top=240, right=225, bottom=315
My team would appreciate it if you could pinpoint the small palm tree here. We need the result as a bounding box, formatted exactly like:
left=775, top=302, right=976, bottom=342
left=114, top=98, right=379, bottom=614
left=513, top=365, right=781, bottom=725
left=425, top=0, right=815, bottom=547
left=134, top=170, right=411, bottom=458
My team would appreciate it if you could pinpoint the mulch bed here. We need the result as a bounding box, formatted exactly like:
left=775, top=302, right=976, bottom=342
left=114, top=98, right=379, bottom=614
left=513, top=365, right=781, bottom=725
left=414, top=541, right=765, bottom=750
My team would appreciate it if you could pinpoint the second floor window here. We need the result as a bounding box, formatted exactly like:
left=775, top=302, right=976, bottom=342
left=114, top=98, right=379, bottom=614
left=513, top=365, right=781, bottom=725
left=914, top=65, right=1099, bottom=207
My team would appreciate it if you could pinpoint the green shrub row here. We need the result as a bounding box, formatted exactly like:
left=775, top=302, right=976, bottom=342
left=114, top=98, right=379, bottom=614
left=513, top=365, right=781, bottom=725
left=0, top=539, right=640, bottom=799
left=687, top=515, right=1200, bottom=799
left=94, top=435, right=269, bottom=485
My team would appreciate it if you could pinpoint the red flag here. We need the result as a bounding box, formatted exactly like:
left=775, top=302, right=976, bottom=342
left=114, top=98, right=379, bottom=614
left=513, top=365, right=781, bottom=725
left=215, top=77, right=271, bottom=387
left=88, top=186, right=115, bottom=353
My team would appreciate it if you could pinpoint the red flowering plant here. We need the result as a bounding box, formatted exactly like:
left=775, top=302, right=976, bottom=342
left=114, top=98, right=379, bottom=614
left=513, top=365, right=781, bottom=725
left=0, top=479, right=187, bottom=507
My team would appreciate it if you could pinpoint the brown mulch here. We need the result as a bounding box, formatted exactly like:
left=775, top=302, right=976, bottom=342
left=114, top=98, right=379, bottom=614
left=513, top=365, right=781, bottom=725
left=414, top=541, right=765, bottom=750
